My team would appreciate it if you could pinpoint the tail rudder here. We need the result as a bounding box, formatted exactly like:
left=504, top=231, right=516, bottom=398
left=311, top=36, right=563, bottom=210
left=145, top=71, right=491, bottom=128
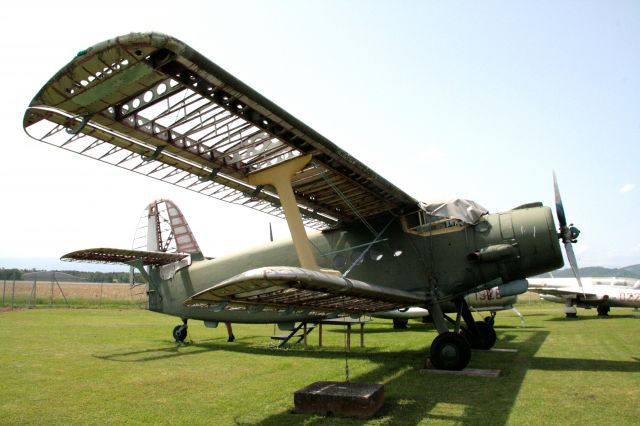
left=133, top=199, right=204, bottom=260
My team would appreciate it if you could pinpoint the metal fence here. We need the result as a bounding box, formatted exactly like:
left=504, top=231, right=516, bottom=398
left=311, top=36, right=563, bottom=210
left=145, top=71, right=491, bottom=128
left=1, top=276, right=146, bottom=309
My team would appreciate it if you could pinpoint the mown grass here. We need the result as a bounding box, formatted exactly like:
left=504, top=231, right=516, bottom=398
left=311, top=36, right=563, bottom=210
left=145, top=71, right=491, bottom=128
left=0, top=304, right=638, bottom=425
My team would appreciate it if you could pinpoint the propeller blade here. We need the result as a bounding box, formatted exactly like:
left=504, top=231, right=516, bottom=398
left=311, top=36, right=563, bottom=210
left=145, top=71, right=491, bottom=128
left=553, top=171, right=567, bottom=228
left=564, top=241, right=587, bottom=300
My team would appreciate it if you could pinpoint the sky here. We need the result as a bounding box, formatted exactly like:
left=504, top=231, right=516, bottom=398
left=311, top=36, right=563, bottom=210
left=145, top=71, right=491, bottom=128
left=0, top=0, right=638, bottom=270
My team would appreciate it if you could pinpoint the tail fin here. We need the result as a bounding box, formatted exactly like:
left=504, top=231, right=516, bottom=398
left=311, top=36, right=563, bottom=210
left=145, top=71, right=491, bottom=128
left=133, top=199, right=204, bottom=261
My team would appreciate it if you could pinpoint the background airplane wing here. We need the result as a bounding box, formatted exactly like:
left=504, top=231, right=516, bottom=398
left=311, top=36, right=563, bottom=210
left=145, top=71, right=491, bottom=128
left=184, top=266, right=425, bottom=314
left=528, top=286, right=599, bottom=299
left=23, top=32, right=418, bottom=230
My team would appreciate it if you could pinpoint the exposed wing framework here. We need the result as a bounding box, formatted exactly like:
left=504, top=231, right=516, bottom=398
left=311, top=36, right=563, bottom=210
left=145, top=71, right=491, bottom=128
left=24, top=32, right=417, bottom=229
left=185, top=266, right=426, bottom=314
left=62, top=247, right=188, bottom=266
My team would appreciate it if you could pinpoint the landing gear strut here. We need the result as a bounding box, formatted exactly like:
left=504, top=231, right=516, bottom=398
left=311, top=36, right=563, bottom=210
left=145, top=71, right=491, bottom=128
left=173, top=318, right=188, bottom=342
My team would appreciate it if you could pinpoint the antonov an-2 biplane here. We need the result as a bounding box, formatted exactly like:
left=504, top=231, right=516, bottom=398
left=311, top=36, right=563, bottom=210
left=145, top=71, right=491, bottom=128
left=23, top=32, right=582, bottom=370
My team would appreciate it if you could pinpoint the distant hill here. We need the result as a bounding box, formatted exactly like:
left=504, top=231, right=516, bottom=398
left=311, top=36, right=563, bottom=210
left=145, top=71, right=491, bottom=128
left=621, top=264, right=640, bottom=276
left=537, top=264, right=640, bottom=279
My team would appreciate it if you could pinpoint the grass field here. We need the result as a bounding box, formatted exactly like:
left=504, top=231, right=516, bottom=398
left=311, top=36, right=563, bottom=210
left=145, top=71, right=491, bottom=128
left=0, top=304, right=638, bottom=425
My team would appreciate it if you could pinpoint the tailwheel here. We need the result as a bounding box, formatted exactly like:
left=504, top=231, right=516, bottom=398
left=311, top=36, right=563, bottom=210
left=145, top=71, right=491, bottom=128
left=462, top=321, right=497, bottom=350
left=429, top=332, right=471, bottom=370
left=173, top=324, right=188, bottom=342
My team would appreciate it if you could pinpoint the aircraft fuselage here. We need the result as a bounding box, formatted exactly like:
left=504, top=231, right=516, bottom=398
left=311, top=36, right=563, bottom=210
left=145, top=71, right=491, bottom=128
left=149, top=205, right=562, bottom=323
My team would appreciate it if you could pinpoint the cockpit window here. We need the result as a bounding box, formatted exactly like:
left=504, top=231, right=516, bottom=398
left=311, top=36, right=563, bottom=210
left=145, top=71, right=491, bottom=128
left=401, top=209, right=466, bottom=236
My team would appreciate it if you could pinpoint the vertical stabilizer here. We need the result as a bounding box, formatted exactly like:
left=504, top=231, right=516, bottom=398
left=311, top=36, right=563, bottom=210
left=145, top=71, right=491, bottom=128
left=133, top=199, right=204, bottom=260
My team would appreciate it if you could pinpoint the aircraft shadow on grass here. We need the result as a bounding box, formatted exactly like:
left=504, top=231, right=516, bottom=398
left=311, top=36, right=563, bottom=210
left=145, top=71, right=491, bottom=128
left=545, top=314, right=640, bottom=322
left=251, top=329, right=551, bottom=426
left=93, top=327, right=638, bottom=425
left=92, top=328, right=549, bottom=425
left=530, top=357, right=640, bottom=373
left=94, top=337, right=428, bottom=364
left=93, top=345, right=212, bottom=363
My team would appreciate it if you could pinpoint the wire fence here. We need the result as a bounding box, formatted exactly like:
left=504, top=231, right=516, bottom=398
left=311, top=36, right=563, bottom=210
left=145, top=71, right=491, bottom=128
left=1, top=277, right=147, bottom=309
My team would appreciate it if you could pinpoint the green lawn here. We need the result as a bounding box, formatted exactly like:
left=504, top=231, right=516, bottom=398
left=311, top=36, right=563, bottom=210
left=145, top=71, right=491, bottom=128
left=0, top=304, right=638, bottom=425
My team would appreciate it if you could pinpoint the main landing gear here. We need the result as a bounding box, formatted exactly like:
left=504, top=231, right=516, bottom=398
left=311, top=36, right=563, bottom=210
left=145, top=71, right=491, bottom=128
left=427, top=298, right=497, bottom=370
left=173, top=318, right=188, bottom=342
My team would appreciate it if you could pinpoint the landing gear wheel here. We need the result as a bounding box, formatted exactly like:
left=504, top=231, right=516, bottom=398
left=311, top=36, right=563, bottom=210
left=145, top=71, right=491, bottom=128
left=173, top=325, right=187, bottom=342
left=462, top=321, right=497, bottom=350
left=393, top=319, right=408, bottom=329
left=429, top=332, right=471, bottom=370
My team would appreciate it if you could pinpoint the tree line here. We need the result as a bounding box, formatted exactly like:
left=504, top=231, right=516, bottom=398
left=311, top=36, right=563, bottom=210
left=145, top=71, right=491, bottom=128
left=0, top=268, right=139, bottom=283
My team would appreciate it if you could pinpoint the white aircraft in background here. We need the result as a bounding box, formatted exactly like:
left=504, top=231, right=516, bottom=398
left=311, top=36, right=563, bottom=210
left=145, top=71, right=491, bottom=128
left=375, top=285, right=524, bottom=328
left=528, top=277, right=640, bottom=317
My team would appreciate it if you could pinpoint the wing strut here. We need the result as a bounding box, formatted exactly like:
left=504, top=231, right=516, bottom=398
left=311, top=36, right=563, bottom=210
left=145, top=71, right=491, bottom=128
left=247, top=155, right=323, bottom=271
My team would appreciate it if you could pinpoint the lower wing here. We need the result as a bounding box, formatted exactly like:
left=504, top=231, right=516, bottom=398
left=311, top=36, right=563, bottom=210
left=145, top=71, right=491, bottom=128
left=184, top=266, right=425, bottom=314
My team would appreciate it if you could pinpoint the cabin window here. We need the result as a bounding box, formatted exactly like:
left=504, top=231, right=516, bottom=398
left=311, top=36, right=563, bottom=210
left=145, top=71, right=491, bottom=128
left=401, top=209, right=466, bottom=236
left=332, top=254, right=347, bottom=269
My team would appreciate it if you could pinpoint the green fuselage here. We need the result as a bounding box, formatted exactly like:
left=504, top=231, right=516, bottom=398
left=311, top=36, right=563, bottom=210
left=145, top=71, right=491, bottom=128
left=148, top=205, right=562, bottom=323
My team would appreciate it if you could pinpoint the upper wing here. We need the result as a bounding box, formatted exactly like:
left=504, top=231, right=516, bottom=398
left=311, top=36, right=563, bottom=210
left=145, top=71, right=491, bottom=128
left=23, top=32, right=417, bottom=229
left=184, top=266, right=425, bottom=314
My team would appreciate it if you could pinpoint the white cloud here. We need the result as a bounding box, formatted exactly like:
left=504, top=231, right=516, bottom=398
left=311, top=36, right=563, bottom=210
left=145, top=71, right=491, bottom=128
left=619, top=183, right=635, bottom=193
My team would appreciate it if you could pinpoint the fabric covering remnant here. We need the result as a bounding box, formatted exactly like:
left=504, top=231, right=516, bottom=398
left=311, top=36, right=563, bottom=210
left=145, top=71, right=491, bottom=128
left=419, top=199, right=488, bottom=224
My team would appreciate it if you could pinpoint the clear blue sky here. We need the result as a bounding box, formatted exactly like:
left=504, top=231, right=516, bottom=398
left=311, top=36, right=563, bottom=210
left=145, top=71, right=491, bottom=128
left=0, top=1, right=638, bottom=268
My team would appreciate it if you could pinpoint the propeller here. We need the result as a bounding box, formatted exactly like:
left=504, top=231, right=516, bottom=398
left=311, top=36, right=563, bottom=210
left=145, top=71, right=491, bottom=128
left=553, top=171, right=586, bottom=300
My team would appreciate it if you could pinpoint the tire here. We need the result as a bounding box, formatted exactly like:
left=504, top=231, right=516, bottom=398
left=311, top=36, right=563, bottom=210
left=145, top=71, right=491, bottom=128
left=462, top=321, right=497, bottom=350
left=429, top=332, right=471, bottom=370
left=393, top=319, right=409, bottom=329
left=173, top=325, right=187, bottom=342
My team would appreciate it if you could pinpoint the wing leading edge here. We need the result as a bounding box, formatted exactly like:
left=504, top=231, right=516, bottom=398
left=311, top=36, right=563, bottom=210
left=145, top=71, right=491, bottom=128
left=184, top=266, right=426, bottom=314
left=23, top=32, right=418, bottom=229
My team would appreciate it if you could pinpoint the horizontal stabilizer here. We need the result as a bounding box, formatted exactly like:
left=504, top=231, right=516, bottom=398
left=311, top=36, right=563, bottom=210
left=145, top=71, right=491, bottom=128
left=184, top=266, right=425, bottom=314
left=62, top=248, right=188, bottom=266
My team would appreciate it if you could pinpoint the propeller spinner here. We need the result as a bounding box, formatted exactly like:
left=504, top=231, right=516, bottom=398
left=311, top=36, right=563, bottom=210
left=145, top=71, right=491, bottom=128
left=553, top=172, right=586, bottom=300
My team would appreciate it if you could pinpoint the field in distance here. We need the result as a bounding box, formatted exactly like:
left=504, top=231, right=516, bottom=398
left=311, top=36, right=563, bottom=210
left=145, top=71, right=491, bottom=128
left=0, top=280, right=144, bottom=307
